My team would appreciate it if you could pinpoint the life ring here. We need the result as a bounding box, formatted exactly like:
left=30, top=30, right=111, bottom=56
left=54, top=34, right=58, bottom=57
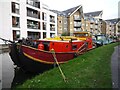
left=38, top=42, right=44, bottom=50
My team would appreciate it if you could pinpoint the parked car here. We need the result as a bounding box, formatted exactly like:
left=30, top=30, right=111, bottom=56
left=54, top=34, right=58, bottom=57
left=108, top=38, right=114, bottom=44
left=92, top=34, right=109, bottom=47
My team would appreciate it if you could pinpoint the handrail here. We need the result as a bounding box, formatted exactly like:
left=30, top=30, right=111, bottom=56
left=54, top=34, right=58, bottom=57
left=0, top=37, right=14, bottom=43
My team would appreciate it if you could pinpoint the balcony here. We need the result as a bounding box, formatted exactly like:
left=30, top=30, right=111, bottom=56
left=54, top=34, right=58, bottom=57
left=27, top=8, right=40, bottom=19
left=27, top=20, right=40, bottom=29
left=12, top=2, right=20, bottom=14
left=50, top=18, right=55, bottom=23
left=50, top=24, right=55, bottom=31
left=90, top=26, right=93, bottom=29
left=74, top=16, right=81, bottom=21
left=27, top=11, right=39, bottom=19
left=42, top=22, right=47, bottom=30
left=13, top=30, right=20, bottom=41
left=50, top=15, right=55, bottom=23
left=90, top=21, right=94, bottom=24
left=42, top=12, right=47, bottom=21
left=12, top=16, right=20, bottom=28
left=90, top=18, right=95, bottom=24
left=74, top=22, right=82, bottom=28
left=74, top=24, right=82, bottom=28
left=74, top=28, right=82, bottom=32
left=50, top=27, right=55, bottom=31
left=27, top=0, right=40, bottom=9
left=95, top=25, right=98, bottom=29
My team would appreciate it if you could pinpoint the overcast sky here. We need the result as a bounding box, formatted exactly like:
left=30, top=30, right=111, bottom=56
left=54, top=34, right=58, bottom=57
left=42, top=0, right=120, bottom=20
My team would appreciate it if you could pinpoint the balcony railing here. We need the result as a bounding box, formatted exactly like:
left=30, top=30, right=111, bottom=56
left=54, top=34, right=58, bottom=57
left=27, top=0, right=40, bottom=9
left=50, top=18, right=55, bottom=23
left=15, top=9, right=20, bottom=14
left=12, top=23, right=20, bottom=28
left=74, top=16, right=81, bottom=21
left=50, top=27, right=55, bottom=31
left=27, top=24, right=39, bottom=29
left=74, top=28, right=82, bottom=32
left=27, top=11, right=39, bottom=19
left=27, top=20, right=40, bottom=29
left=74, top=22, right=82, bottom=28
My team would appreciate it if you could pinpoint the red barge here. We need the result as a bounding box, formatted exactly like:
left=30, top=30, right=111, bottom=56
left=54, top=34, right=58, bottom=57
left=9, top=36, right=92, bottom=73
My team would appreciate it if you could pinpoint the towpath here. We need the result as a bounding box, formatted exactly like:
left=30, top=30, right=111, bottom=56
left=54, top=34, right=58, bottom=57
left=111, top=45, right=120, bottom=89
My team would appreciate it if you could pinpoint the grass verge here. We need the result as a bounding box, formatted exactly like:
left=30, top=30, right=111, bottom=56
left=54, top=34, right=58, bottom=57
left=16, top=42, right=120, bottom=88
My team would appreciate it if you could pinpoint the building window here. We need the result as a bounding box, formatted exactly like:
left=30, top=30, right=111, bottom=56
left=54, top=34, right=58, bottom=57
left=27, top=0, right=40, bottom=9
left=13, top=30, right=20, bottom=41
left=50, top=33, right=55, bottom=38
left=12, top=16, right=20, bottom=28
left=27, top=7, right=40, bottom=19
left=27, top=19, right=40, bottom=29
left=50, top=15, right=55, bottom=23
left=11, top=2, right=20, bottom=14
left=27, top=31, right=41, bottom=39
left=42, top=12, right=47, bottom=21
left=42, top=22, right=47, bottom=30
left=43, top=32, right=46, bottom=38
left=72, top=44, right=77, bottom=50
left=50, top=24, right=55, bottom=31
left=59, top=21, right=62, bottom=23
left=59, top=27, right=62, bottom=30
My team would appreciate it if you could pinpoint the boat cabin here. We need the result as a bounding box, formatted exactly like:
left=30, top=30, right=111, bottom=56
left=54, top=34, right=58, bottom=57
left=73, top=32, right=93, bottom=50
left=35, top=38, right=86, bottom=53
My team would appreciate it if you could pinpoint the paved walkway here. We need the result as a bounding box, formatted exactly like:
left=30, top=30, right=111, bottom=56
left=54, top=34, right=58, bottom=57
left=111, top=45, right=120, bottom=89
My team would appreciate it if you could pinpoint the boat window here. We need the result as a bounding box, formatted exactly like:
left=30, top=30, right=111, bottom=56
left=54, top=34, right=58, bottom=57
left=72, top=44, right=77, bottom=50
left=43, top=41, right=50, bottom=51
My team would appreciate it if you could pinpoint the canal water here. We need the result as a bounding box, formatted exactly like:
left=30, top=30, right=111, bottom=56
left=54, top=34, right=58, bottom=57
left=0, top=52, right=38, bottom=89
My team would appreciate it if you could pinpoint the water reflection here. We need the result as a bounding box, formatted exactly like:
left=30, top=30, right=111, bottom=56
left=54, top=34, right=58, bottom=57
left=1, top=53, right=38, bottom=89
left=11, top=68, right=38, bottom=88
left=2, top=53, right=14, bottom=88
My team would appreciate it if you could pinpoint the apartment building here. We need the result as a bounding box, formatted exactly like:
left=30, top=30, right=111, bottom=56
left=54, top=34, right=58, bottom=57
left=50, top=10, right=68, bottom=36
left=106, top=18, right=120, bottom=37
left=100, top=19, right=107, bottom=35
left=51, top=5, right=84, bottom=36
left=84, top=11, right=103, bottom=35
left=0, top=0, right=57, bottom=44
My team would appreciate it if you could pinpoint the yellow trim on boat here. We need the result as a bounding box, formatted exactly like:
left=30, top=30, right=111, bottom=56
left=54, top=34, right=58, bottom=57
left=23, top=52, right=67, bottom=64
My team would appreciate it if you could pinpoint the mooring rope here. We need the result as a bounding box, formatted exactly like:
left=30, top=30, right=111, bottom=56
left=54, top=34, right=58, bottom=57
left=51, top=49, right=67, bottom=82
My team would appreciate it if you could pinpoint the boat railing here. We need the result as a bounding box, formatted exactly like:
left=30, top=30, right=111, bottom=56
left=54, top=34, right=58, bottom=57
left=76, top=42, right=88, bottom=55
left=0, top=37, right=14, bottom=44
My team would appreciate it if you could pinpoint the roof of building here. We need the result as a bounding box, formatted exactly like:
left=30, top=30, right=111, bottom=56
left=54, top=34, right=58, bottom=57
left=84, top=10, right=103, bottom=17
left=50, top=10, right=67, bottom=17
left=50, top=5, right=82, bottom=17
left=105, top=18, right=120, bottom=24
left=62, top=5, right=81, bottom=16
